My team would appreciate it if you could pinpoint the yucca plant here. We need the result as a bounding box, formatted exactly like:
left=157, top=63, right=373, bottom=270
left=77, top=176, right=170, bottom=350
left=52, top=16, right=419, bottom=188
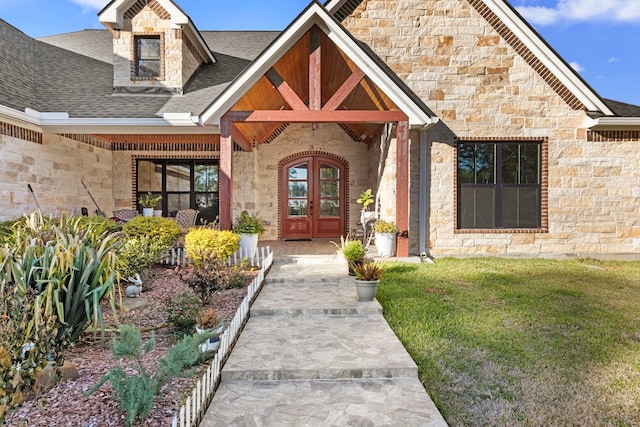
left=7, top=212, right=120, bottom=345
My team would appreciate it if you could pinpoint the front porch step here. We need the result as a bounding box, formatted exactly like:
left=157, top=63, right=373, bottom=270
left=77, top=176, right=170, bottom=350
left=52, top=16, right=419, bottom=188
left=251, top=282, right=382, bottom=317
left=202, top=378, right=444, bottom=427
left=221, top=316, right=418, bottom=381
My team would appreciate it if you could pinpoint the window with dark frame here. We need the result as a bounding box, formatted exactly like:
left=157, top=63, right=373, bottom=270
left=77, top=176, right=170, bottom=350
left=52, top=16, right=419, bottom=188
left=457, top=141, right=541, bottom=229
left=136, top=159, right=219, bottom=224
left=134, top=35, right=161, bottom=78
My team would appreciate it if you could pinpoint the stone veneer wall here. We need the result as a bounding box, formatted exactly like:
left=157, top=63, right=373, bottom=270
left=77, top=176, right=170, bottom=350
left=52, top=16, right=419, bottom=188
left=0, top=125, right=113, bottom=220
left=343, top=0, right=640, bottom=257
left=113, top=3, right=200, bottom=93
left=234, top=123, right=371, bottom=240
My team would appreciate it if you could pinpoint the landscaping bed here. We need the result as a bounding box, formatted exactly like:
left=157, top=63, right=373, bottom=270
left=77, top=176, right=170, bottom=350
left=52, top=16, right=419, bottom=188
left=5, top=265, right=247, bottom=427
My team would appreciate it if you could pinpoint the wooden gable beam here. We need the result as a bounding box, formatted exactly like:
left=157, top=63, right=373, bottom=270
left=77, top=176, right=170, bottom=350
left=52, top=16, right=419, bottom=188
left=322, top=69, right=365, bottom=111
left=396, top=120, right=409, bottom=257
left=265, top=68, right=308, bottom=111
left=223, top=110, right=407, bottom=123
left=309, top=26, right=321, bottom=111
left=231, top=125, right=253, bottom=152
left=219, top=119, right=233, bottom=231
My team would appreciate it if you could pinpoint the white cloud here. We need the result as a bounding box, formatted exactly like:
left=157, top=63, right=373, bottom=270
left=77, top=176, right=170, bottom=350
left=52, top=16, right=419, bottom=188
left=70, top=0, right=109, bottom=11
left=607, top=57, right=620, bottom=63
left=516, top=0, right=640, bottom=26
left=569, top=61, right=585, bottom=72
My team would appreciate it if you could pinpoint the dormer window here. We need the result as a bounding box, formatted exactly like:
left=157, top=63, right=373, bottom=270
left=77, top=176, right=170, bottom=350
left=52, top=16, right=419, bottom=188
left=134, top=35, right=162, bottom=78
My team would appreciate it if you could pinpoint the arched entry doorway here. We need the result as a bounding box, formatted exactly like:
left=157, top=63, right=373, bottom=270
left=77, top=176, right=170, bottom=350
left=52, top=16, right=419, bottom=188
left=280, top=154, right=347, bottom=239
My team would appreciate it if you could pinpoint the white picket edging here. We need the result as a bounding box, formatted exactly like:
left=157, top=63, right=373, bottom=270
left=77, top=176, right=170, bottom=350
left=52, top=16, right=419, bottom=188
left=160, top=245, right=271, bottom=269
left=171, top=247, right=273, bottom=427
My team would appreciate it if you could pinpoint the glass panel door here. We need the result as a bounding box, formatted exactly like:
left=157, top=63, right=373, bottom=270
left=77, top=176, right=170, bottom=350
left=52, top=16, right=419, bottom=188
left=319, top=164, right=340, bottom=217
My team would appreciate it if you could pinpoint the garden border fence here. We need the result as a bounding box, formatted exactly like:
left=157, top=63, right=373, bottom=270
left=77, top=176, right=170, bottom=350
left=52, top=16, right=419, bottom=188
left=170, top=246, right=273, bottom=427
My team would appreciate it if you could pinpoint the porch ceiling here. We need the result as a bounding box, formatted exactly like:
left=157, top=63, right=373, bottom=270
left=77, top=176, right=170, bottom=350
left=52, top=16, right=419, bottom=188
left=230, top=27, right=400, bottom=147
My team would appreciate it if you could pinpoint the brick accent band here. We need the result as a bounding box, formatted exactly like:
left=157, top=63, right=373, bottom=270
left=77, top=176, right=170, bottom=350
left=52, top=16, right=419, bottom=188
left=124, top=0, right=170, bottom=20
left=588, top=130, right=640, bottom=142
left=0, top=121, right=42, bottom=144
left=466, top=0, right=584, bottom=110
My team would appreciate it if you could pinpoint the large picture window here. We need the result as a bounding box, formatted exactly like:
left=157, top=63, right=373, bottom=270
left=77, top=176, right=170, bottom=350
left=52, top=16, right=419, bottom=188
left=457, top=141, right=542, bottom=229
left=136, top=159, right=218, bottom=224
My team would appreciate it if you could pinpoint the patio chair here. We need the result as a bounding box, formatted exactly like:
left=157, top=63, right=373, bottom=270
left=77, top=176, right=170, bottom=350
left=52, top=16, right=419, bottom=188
left=113, top=209, right=139, bottom=223
left=175, top=209, right=199, bottom=232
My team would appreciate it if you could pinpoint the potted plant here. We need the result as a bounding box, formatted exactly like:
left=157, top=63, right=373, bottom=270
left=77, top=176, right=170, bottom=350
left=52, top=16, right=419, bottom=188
left=232, top=210, right=265, bottom=258
left=350, top=259, right=385, bottom=301
left=139, top=192, right=162, bottom=217
left=373, top=219, right=398, bottom=257
left=333, top=236, right=366, bottom=276
left=195, top=308, right=224, bottom=353
left=357, top=188, right=376, bottom=224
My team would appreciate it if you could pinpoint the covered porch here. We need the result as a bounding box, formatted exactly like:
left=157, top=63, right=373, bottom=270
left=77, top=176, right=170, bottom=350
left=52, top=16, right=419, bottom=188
left=201, top=4, right=436, bottom=257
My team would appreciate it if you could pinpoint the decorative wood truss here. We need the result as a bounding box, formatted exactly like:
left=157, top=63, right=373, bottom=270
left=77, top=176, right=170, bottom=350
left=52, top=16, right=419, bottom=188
left=219, top=25, right=410, bottom=256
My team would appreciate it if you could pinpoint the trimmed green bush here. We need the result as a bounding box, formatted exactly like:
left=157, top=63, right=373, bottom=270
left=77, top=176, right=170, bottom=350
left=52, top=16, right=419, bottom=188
left=122, top=216, right=182, bottom=250
left=184, top=228, right=240, bottom=266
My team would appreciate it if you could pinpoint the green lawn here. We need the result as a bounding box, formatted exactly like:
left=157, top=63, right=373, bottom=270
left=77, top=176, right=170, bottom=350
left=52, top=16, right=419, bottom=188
left=378, top=258, right=640, bottom=426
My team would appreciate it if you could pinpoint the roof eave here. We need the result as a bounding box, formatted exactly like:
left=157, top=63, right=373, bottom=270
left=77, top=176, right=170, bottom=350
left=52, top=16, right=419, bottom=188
left=484, top=0, right=613, bottom=115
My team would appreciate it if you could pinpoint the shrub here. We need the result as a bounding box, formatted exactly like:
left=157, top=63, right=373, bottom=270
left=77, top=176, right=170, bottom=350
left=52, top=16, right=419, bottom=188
left=179, top=257, right=251, bottom=305
left=184, top=228, right=239, bottom=266
left=333, top=236, right=366, bottom=262
left=84, top=325, right=205, bottom=427
left=0, top=218, right=21, bottom=246
left=0, top=283, right=62, bottom=423
left=163, top=291, right=202, bottom=336
left=116, top=237, right=169, bottom=281
left=74, top=215, right=122, bottom=235
left=122, top=216, right=182, bottom=250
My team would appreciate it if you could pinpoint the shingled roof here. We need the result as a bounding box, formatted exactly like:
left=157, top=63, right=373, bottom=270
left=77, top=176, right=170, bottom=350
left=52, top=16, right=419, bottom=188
left=0, top=21, right=279, bottom=119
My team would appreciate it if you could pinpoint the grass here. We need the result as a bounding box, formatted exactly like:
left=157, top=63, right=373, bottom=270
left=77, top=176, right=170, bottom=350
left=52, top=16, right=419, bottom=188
left=377, top=258, right=640, bottom=426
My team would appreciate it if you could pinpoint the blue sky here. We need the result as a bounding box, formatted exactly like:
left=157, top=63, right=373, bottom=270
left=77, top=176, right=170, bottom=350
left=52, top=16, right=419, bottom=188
left=1, top=0, right=639, bottom=106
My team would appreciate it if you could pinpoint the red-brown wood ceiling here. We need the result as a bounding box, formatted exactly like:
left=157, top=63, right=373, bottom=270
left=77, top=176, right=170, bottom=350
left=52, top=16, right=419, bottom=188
left=231, top=26, right=400, bottom=148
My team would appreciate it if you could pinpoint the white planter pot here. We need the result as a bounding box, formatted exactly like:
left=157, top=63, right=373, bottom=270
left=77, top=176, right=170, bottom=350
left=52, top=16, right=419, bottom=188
left=375, top=232, right=397, bottom=257
left=142, top=208, right=154, bottom=217
left=199, top=337, right=220, bottom=353
left=153, top=209, right=162, bottom=217
left=354, top=279, right=379, bottom=301
left=239, top=233, right=259, bottom=258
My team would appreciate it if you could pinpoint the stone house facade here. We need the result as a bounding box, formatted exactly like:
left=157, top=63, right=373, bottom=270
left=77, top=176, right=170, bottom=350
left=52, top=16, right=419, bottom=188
left=1, top=0, right=639, bottom=258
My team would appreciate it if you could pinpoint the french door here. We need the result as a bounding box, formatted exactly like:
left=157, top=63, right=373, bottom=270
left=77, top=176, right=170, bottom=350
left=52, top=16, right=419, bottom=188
left=280, top=155, right=346, bottom=239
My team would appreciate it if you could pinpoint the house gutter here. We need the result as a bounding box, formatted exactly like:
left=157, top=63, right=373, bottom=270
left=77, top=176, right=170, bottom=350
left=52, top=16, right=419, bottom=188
left=19, top=109, right=215, bottom=134
left=419, top=118, right=439, bottom=261
left=586, top=116, right=640, bottom=129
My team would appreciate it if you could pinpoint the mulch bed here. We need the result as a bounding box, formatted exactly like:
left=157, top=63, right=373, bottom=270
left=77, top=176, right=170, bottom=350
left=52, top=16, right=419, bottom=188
left=5, top=266, right=248, bottom=427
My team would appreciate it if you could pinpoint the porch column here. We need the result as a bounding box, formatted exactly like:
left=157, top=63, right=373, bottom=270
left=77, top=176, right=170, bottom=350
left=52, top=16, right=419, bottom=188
left=220, top=119, right=233, bottom=230
left=396, top=120, right=409, bottom=257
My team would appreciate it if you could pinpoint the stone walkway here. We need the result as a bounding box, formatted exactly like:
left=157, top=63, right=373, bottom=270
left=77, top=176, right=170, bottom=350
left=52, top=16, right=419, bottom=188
left=200, top=241, right=447, bottom=426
